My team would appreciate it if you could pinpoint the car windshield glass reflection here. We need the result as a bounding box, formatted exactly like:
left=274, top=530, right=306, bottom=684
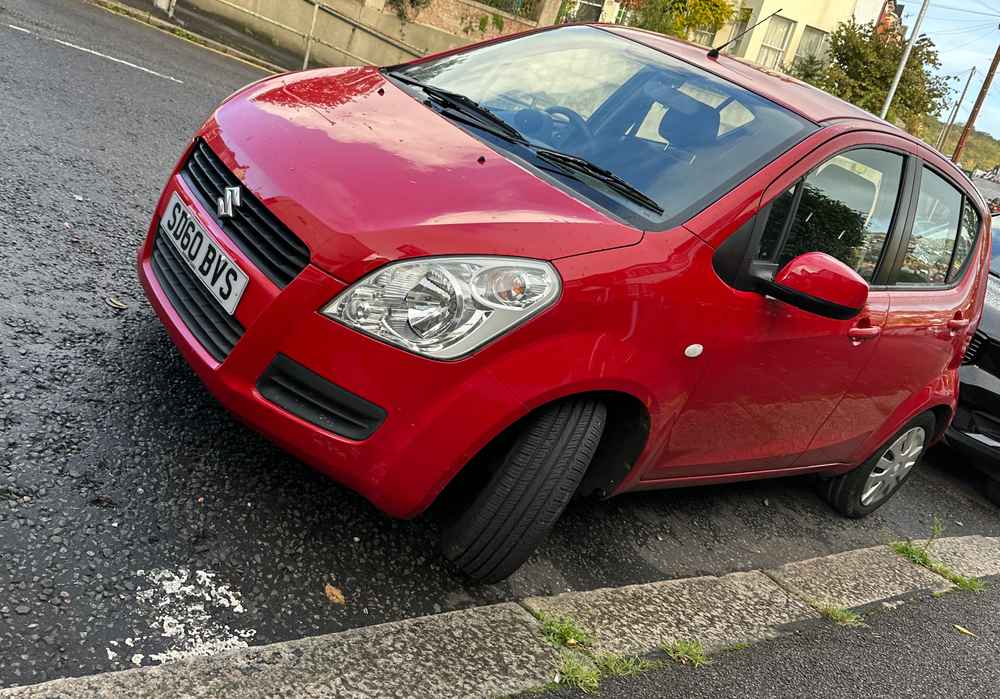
left=393, top=26, right=816, bottom=225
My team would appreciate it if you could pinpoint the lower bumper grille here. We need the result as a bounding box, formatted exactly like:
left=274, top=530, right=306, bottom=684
left=257, top=354, right=386, bottom=440
left=151, top=232, right=245, bottom=361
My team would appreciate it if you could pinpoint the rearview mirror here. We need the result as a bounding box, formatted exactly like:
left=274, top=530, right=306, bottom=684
left=755, top=252, right=868, bottom=320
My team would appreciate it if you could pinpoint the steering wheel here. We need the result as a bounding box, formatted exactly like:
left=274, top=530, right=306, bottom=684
left=544, top=106, right=593, bottom=147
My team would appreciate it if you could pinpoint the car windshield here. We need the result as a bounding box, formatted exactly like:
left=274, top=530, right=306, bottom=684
left=393, top=26, right=817, bottom=226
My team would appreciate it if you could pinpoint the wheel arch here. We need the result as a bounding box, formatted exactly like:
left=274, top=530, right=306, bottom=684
left=434, top=389, right=651, bottom=510
left=928, top=403, right=954, bottom=443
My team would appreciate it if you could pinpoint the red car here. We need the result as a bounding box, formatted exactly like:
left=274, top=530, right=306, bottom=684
left=139, top=25, right=990, bottom=582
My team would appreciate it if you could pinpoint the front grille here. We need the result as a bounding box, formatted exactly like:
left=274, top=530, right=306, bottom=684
left=257, top=354, right=386, bottom=440
left=964, top=331, right=987, bottom=365
left=151, top=232, right=245, bottom=361
left=181, top=140, right=310, bottom=287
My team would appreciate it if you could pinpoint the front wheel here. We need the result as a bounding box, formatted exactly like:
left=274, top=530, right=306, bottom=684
left=820, top=413, right=935, bottom=518
left=441, top=398, right=607, bottom=583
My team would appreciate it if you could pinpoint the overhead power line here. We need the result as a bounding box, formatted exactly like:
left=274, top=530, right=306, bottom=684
left=931, top=5, right=1000, bottom=18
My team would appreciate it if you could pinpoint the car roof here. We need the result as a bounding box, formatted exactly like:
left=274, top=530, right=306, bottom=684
left=601, top=25, right=887, bottom=126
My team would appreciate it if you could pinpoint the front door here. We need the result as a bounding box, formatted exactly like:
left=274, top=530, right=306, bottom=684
left=651, top=144, right=909, bottom=480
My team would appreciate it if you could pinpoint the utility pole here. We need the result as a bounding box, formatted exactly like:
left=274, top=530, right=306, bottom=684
left=953, top=43, right=1000, bottom=164
left=936, top=68, right=975, bottom=151
left=880, top=0, right=930, bottom=120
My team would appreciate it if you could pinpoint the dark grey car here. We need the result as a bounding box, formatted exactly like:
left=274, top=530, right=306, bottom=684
left=948, top=214, right=1000, bottom=505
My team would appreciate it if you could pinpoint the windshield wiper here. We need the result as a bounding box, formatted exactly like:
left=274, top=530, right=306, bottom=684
left=387, top=72, right=528, bottom=145
left=534, top=149, right=664, bottom=215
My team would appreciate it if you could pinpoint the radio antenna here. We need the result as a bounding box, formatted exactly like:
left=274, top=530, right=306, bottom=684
left=708, top=9, right=782, bottom=59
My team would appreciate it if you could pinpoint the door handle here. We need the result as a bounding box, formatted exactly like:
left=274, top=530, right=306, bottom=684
left=948, top=318, right=971, bottom=332
left=848, top=326, right=881, bottom=342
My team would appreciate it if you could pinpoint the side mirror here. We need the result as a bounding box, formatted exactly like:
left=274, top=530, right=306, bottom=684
left=755, top=252, right=869, bottom=320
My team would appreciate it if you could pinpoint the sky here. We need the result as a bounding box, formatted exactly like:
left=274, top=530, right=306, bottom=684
left=908, top=1, right=1000, bottom=137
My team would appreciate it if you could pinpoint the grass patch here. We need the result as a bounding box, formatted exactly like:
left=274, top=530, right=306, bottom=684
left=817, top=605, right=864, bottom=627
left=723, top=641, right=752, bottom=652
left=540, top=614, right=592, bottom=648
left=661, top=639, right=708, bottom=668
left=594, top=653, right=659, bottom=678
left=891, top=540, right=986, bottom=592
left=557, top=652, right=600, bottom=694
left=890, top=515, right=985, bottom=592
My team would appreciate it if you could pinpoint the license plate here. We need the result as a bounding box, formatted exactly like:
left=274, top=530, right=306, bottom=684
left=159, top=192, right=249, bottom=315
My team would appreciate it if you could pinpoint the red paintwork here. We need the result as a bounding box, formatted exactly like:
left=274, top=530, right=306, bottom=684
left=774, top=252, right=870, bottom=311
left=137, top=25, right=990, bottom=518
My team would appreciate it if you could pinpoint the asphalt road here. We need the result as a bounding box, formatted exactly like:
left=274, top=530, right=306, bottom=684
left=540, top=582, right=1000, bottom=698
left=2, top=0, right=1000, bottom=688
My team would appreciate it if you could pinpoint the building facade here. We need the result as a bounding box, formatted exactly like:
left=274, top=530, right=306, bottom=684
left=592, top=0, right=889, bottom=72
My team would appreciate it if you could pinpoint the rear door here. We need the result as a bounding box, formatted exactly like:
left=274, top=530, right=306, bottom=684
left=655, top=137, right=909, bottom=479
left=804, top=159, right=986, bottom=465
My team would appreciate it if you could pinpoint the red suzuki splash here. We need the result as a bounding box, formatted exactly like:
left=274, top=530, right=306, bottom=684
left=139, top=25, right=990, bottom=582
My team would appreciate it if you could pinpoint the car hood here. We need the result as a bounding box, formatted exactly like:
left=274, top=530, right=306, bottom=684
left=201, top=67, right=642, bottom=283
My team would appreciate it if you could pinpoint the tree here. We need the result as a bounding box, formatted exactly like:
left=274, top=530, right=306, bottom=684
left=789, top=54, right=826, bottom=86
left=790, top=21, right=951, bottom=136
left=628, top=0, right=733, bottom=40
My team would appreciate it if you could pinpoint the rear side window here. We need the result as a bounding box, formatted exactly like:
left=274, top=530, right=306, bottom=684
left=947, top=200, right=981, bottom=283
left=756, top=148, right=905, bottom=281
left=897, top=168, right=964, bottom=285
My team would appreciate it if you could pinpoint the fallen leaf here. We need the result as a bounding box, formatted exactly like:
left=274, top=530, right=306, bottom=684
left=324, top=583, right=346, bottom=605
left=73, top=194, right=84, bottom=202
left=105, top=296, right=128, bottom=310
left=566, top=638, right=577, bottom=646
left=954, top=624, right=977, bottom=637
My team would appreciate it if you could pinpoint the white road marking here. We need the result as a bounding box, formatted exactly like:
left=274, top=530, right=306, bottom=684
left=5, top=23, right=183, bottom=84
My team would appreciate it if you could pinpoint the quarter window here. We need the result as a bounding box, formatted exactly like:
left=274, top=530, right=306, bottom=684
left=757, top=148, right=905, bottom=281
left=897, top=168, right=964, bottom=285
left=948, top=201, right=981, bottom=283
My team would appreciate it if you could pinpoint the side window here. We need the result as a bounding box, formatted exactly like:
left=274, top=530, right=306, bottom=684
left=946, top=200, right=981, bottom=283
left=756, top=148, right=905, bottom=281
left=897, top=168, right=964, bottom=285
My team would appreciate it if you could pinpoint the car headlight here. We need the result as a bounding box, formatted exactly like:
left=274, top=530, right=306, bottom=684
left=321, top=257, right=561, bottom=359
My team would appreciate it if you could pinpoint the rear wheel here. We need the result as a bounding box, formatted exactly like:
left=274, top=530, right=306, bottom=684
left=441, top=398, right=607, bottom=583
left=821, top=413, right=935, bottom=518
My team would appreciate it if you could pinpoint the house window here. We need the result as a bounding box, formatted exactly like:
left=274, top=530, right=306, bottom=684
left=691, top=27, right=717, bottom=47
left=757, top=15, right=795, bottom=69
left=571, top=0, right=604, bottom=22
left=795, top=26, right=830, bottom=65
left=614, top=4, right=632, bottom=24
left=726, top=7, right=753, bottom=56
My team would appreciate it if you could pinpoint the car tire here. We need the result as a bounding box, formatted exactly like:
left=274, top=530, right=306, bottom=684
left=986, top=478, right=1000, bottom=508
left=441, top=398, right=607, bottom=583
left=821, top=412, right=936, bottom=519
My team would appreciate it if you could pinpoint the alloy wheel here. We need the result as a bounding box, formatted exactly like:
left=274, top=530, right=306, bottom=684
left=861, top=427, right=926, bottom=506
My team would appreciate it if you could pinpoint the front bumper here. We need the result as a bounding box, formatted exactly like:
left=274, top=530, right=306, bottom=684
left=137, top=171, right=534, bottom=518
left=947, top=364, right=1000, bottom=474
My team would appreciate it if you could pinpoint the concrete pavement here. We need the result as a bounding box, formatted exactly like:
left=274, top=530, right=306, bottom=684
left=2, top=536, right=997, bottom=697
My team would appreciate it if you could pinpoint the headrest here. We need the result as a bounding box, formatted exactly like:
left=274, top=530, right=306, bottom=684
left=656, top=91, right=721, bottom=148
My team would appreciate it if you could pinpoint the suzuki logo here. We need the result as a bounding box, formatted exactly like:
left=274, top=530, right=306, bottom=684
left=217, top=186, right=242, bottom=219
